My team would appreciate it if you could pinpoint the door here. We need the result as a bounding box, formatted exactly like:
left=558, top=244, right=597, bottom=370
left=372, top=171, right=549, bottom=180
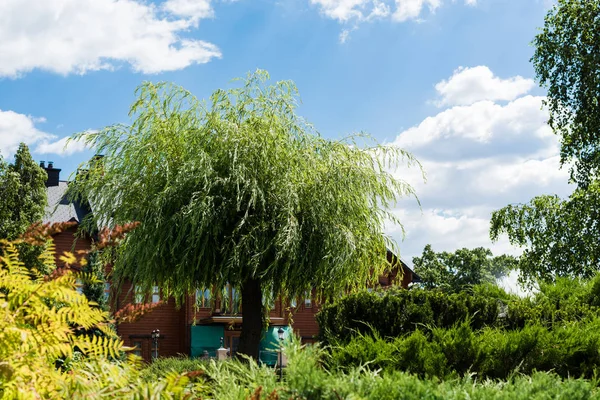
left=224, top=331, right=241, bottom=356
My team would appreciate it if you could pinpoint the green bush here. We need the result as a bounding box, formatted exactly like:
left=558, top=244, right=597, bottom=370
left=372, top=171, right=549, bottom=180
left=193, top=337, right=600, bottom=400
left=317, top=287, right=506, bottom=344
left=328, top=318, right=600, bottom=380
left=318, top=276, right=600, bottom=344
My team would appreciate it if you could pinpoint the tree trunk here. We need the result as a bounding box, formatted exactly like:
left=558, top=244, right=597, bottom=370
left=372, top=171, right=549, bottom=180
left=237, top=276, right=263, bottom=360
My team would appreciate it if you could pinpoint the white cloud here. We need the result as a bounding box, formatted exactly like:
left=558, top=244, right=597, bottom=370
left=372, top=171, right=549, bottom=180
left=0, top=110, right=53, bottom=158
left=309, top=0, right=371, bottom=22
left=162, top=0, right=213, bottom=20
left=35, top=136, right=91, bottom=156
left=339, top=29, right=352, bottom=43
left=393, top=0, right=441, bottom=22
left=393, top=95, right=555, bottom=160
left=310, top=0, right=475, bottom=28
left=0, top=0, right=222, bottom=78
left=435, top=66, right=535, bottom=106
left=499, top=270, right=534, bottom=297
left=387, top=67, right=572, bottom=262
left=0, top=110, right=89, bottom=158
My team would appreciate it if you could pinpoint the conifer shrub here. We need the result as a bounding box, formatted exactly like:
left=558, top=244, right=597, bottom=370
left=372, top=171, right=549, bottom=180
left=328, top=318, right=600, bottom=380
left=193, top=337, right=600, bottom=400
left=317, top=287, right=503, bottom=344
left=318, top=276, right=600, bottom=344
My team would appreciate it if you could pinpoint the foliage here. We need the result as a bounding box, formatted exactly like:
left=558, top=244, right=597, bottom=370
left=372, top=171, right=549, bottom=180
left=532, top=0, right=600, bottom=187
left=328, top=317, right=600, bottom=380
left=491, top=0, right=600, bottom=285
left=318, top=276, right=600, bottom=344
left=81, top=250, right=107, bottom=310
left=490, top=182, right=600, bottom=284
left=152, top=337, right=600, bottom=400
left=68, top=70, right=421, bottom=357
left=412, top=244, right=517, bottom=291
left=0, top=144, right=50, bottom=275
left=317, top=287, right=506, bottom=344
left=0, top=143, right=47, bottom=240
left=141, top=356, right=207, bottom=382
left=0, top=228, right=203, bottom=399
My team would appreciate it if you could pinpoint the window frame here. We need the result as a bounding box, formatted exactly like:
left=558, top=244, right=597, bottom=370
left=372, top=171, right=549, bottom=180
left=151, top=285, right=160, bottom=304
left=195, top=288, right=212, bottom=309
left=304, top=290, right=312, bottom=309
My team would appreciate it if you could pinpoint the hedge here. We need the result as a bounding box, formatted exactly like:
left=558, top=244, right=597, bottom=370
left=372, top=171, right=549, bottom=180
left=328, top=317, right=600, bottom=380
left=317, top=277, right=600, bottom=344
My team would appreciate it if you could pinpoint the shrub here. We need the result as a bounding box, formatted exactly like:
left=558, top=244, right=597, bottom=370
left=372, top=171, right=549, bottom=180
left=317, top=287, right=505, bottom=344
left=318, top=277, right=600, bottom=344
left=196, top=337, right=600, bottom=400
left=328, top=317, right=600, bottom=380
left=0, top=227, right=201, bottom=399
left=141, top=356, right=207, bottom=381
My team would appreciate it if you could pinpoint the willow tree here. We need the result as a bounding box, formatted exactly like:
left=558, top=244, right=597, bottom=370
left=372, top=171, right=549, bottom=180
left=69, top=71, right=420, bottom=358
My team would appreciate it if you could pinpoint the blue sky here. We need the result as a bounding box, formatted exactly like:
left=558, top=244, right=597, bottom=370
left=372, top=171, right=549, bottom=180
left=0, top=0, right=569, bottom=267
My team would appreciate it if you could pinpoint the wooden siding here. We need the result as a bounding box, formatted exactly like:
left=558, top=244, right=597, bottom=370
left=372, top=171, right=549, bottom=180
left=51, top=227, right=92, bottom=268
left=115, top=282, right=188, bottom=361
left=288, top=302, right=321, bottom=341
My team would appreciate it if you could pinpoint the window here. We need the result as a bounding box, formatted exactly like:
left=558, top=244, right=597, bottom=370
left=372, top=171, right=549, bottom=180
left=262, top=289, right=275, bottom=310
left=195, top=288, right=212, bottom=308
left=152, top=285, right=160, bottom=303
left=304, top=290, right=312, bottom=308
left=290, top=297, right=297, bottom=308
left=133, top=341, right=142, bottom=358
left=231, top=287, right=240, bottom=314
left=221, top=284, right=241, bottom=314
left=134, top=285, right=144, bottom=304
left=103, top=282, right=111, bottom=302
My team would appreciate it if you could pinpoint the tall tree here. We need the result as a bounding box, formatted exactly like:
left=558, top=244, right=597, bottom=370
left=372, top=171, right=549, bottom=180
left=0, top=143, right=47, bottom=240
left=412, top=245, right=516, bottom=291
left=490, top=184, right=600, bottom=284
left=491, top=0, right=600, bottom=283
left=532, top=0, right=600, bottom=187
left=69, top=71, right=420, bottom=359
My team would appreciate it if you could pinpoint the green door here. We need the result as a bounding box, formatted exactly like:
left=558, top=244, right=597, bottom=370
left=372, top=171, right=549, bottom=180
left=259, top=326, right=292, bottom=366
left=190, top=325, right=224, bottom=358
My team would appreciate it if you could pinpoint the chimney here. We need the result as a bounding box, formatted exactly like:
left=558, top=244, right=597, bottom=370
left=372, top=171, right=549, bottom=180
left=43, top=161, right=61, bottom=187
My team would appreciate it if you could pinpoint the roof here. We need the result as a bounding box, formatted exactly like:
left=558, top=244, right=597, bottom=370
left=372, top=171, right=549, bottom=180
left=43, top=181, right=91, bottom=224
left=400, top=257, right=422, bottom=283
left=386, top=249, right=422, bottom=283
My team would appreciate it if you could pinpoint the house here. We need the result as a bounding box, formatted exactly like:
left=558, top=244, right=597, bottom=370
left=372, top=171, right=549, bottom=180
left=42, top=162, right=421, bottom=362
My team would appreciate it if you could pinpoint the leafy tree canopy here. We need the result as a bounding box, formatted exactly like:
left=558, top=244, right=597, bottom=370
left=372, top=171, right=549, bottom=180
left=0, top=143, right=47, bottom=240
left=412, top=244, right=517, bottom=291
left=532, top=0, right=600, bottom=187
left=491, top=183, right=600, bottom=285
left=491, top=0, right=600, bottom=284
left=69, top=70, right=420, bottom=357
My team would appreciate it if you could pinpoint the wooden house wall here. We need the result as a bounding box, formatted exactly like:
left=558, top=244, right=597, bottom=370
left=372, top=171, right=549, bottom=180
left=51, top=227, right=92, bottom=268
left=114, top=282, right=188, bottom=360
